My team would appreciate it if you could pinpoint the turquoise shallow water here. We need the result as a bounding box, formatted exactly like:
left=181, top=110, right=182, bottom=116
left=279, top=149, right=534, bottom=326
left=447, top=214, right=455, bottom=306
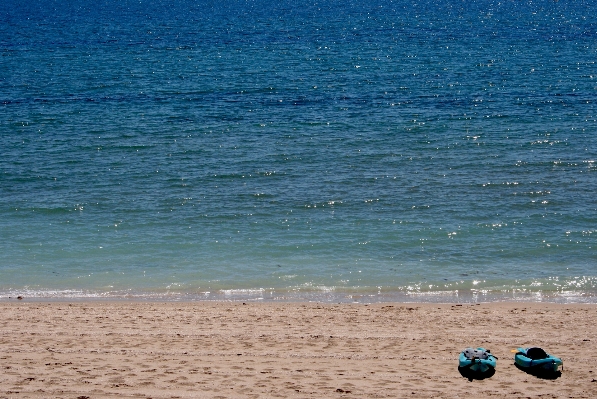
left=1, top=0, right=597, bottom=302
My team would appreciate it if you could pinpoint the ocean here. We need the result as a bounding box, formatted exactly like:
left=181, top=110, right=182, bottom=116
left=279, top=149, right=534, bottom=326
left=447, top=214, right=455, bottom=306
left=1, top=0, right=596, bottom=302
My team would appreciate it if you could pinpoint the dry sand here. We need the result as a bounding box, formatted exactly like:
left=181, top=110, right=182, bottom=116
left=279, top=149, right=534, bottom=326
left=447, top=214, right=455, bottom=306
left=1, top=301, right=596, bottom=398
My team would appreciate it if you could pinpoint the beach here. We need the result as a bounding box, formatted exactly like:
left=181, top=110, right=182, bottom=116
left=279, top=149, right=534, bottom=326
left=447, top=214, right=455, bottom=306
left=1, top=301, right=595, bottom=398
left=3, top=1, right=597, bottom=397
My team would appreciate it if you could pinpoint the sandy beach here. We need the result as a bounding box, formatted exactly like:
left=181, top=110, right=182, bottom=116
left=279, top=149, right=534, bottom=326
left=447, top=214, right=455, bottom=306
left=1, top=301, right=595, bottom=398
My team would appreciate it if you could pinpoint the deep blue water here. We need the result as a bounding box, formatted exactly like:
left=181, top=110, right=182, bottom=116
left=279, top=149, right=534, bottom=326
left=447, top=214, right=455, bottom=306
left=1, top=0, right=596, bottom=302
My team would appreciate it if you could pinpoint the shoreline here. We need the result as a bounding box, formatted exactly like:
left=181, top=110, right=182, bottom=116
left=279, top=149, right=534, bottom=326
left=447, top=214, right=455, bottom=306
left=3, top=289, right=597, bottom=304
left=1, top=301, right=596, bottom=398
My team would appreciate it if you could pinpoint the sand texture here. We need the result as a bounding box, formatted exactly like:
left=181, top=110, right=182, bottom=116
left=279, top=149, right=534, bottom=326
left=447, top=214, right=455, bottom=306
left=1, top=301, right=596, bottom=398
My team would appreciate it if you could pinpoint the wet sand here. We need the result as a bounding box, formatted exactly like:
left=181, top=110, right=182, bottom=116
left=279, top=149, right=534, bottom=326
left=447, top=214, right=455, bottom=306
left=1, top=301, right=596, bottom=398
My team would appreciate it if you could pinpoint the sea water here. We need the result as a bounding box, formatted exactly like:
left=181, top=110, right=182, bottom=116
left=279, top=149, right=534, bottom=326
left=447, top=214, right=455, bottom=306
left=1, top=0, right=596, bottom=302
